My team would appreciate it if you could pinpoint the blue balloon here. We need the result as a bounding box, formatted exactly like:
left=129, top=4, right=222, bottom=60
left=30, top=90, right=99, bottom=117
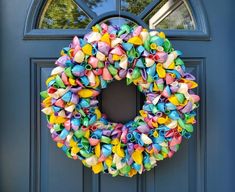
left=169, top=110, right=180, bottom=120
left=102, top=144, right=112, bottom=157
left=59, top=129, right=69, bottom=140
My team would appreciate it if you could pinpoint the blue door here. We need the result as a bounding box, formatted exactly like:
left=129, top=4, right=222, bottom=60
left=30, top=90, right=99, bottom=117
left=0, top=0, right=234, bottom=192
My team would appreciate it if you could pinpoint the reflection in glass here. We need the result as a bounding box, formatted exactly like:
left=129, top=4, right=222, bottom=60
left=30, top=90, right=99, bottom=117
left=82, top=0, right=116, bottom=15
left=100, top=17, right=137, bottom=27
left=144, top=0, right=195, bottom=30
left=121, top=0, right=153, bottom=15
left=157, top=3, right=195, bottom=30
left=38, top=0, right=91, bottom=29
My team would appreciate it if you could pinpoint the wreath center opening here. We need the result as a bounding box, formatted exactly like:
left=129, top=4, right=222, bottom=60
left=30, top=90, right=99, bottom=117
left=101, top=79, right=140, bottom=123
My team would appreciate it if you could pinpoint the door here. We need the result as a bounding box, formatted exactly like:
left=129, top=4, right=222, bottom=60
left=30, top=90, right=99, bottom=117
left=0, top=0, right=234, bottom=192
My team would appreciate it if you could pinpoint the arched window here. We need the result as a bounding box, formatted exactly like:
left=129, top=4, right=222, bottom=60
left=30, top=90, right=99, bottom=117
left=24, top=0, right=209, bottom=40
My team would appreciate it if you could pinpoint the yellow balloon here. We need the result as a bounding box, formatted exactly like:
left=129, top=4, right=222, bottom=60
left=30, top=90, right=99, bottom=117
left=95, top=143, right=101, bottom=157
left=177, top=126, right=183, bottom=132
left=167, top=61, right=175, bottom=69
left=84, top=130, right=90, bottom=139
left=153, top=82, right=159, bottom=92
left=139, top=110, right=147, bottom=118
left=169, top=96, right=180, bottom=106
left=42, top=97, right=52, bottom=107
left=93, top=76, right=100, bottom=88
left=159, top=32, right=166, bottom=39
left=162, top=153, right=168, bottom=158
left=112, top=54, right=121, bottom=61
left=78, top=89, right=95, bottom=98
left=49, top=114, right=66, bottom=124
left=94, top=108, right=102, bottom=119
left=156, top=63, right=166, bottom=78
left=111, top=138, right=119, bottom=145
left=105, top=156, right=113, bottom=168
left=152, top=121, right=158, bottom=128
left=116, top=143, right=125, bottom=158
left=153, top=130, right=159, bottom=138
left=132, top=150, right=143, bottom=164
left=186, top=116, right=195, bottom=124
left=69, top=139, right=77, bottom=147
left=129, top=169, right=137, bottom=177
left=150, top=43, right=157, bottom=50
left=71, top=146, right=80, bottom=154
left=157, top=116, right=168, bottom=124
left=57, top=142, right=63, bottom=148
left=128, top=36, right=143, bottom=45
left=101, top=33, right=111, bottom=45
left=92, top=26, right=99, bottom=32
left=69, top=78, right=77, bottom=86
left=82, top=44, right=92, bottom=55
left=46, top=76, right=55, bottom=86
left=92, top=162, right=103, bottom=174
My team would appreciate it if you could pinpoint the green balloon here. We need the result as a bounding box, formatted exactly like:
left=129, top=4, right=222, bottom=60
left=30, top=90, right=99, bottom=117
left=156, top=153, right=164, bottom=161
left=98, top=61, right=104, bottom=68
left=126, top=78, right=133, bottom=85
left=40, top=90, right=48, bottom=99
left=54, top=124, right=62, bottom=132
left=108, top=64, right=118, bottom=76
left=55, top=75, right=65, bottom=88
left=185, top=124, right=194, bottom=132
left=66, top=149, right=72, bottom=158
left=80, top=149, right=92, bottom=158
left=144, top=163, right=152, bottom=170
left=120, top=165, right=131, bottom=174
left=74, top=130, right=85, bottom=139
left=65, top=67, right=74, bottom=78
left=163, top=38, right=172, bottom=52
left=95, top=24, right=102, bottom=32
left=118, top=24, right=131, bottom=36
left=175, top=93, right=185, bottom=104
left=101, top=136, right=111, bottom=144
left=81, top=137, right=89, bottom=150
left=147, top=75, right=154, bottom=83
left=144, top=36, right=150, bottom=51
left=132, top=68, right=141, bottom=80
left=175, top=58, right=184, bottom=65
left=82, top=117, right=89, bottom=126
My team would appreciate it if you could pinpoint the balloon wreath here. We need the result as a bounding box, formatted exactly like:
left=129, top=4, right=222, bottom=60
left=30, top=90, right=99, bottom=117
left=41, top=23, right=200, bottom=177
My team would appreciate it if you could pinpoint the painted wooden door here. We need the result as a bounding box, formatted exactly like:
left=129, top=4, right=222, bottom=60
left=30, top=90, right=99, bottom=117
left=0, top=0, right=234, bottom=192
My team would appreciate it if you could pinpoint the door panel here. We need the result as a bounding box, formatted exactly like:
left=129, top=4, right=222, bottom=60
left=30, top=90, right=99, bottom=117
left=30, top=58, right=205, bottom=192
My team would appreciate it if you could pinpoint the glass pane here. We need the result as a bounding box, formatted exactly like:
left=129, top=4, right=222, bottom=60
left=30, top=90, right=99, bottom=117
left=144, top=0, right=195, bottom=30
left=38, top=0, right=91, bottom=29
left=121, top=0, right=153, bottom=15
left=100, top=17, right=137, bottom=27
left=82, top=0, right=116, bottom=15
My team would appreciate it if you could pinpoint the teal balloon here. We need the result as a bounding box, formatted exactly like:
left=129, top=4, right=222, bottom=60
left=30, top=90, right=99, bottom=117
left=136, top=58, right=145, bottom=68
left=61, top=91, right=72, bottom=102
left=122, top=42, right=133, bottom=51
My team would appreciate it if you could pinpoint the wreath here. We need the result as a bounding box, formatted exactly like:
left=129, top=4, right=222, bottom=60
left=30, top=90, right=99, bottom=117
left=41, top=23, right=200, bottom=177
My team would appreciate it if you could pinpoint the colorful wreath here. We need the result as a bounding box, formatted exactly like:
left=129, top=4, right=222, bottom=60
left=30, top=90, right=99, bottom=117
left=41, top=23, right=200, bottom=177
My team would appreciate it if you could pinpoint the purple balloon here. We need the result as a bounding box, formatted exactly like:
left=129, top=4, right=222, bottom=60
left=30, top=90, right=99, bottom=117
left=184, top=73, right=196, bottom=80
left=55, top=55, right=69, bottom=67
left=119, top=69, right=127, bottom=78
left=181, top=101, right=193, bottom=113
left=137, top=124, right=150, bottom=133
left=141, top=69, right=147, bottom=80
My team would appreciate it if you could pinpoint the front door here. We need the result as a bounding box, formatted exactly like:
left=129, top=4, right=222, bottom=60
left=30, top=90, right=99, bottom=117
left=0, top=0, right=233, bottom=192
